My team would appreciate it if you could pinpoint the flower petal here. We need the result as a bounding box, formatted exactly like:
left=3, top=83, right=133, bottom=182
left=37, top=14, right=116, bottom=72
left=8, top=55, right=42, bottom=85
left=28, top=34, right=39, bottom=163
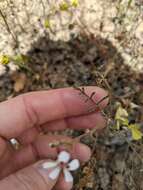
left=58, top=151, right=71, bottom=163
left=49, top=167, right=61, bottom=180
left=68, top=159, right=80, bottom=171
left=42, top=161, right=58, bottom=169
left=63, top=168, right=73, bottom=182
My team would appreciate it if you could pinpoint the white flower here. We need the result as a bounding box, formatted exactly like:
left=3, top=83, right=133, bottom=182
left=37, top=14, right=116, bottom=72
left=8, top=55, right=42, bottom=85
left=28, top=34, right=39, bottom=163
left=42, top=151, right=80, bottom=182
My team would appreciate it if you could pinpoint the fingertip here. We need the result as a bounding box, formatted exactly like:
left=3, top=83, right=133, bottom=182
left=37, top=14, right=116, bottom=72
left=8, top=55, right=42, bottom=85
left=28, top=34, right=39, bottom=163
left=67, top=111, right=107, bottom=130
left=94, top=111, right=107, bottom=129
left=72, top=142, right=91, bottom=162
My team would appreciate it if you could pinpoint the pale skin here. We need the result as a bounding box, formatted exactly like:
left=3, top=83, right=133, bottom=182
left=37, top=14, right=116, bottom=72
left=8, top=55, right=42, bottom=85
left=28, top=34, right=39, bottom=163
left=0, top=86, right=108, bottom=190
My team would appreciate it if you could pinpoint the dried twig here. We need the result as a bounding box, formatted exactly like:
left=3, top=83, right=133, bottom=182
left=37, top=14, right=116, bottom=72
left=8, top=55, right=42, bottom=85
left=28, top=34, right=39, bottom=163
left=74, top=86, right=109, bottom=116
left=73, top=86, right=110, bottom=154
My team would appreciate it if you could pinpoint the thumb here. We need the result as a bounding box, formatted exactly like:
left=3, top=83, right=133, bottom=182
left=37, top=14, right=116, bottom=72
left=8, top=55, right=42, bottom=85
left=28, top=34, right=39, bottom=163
left=0, top=160, right=58, bottom=190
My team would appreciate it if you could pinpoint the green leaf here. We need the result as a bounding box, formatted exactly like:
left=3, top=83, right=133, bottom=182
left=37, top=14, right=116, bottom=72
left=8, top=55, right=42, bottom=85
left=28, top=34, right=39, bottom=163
left=44, top=19, right=51, bottom=28
left=128, top=124, right=143, bottom=140
left=0, top=55, right=10, bottom=65
left=60, top=2, right=69, bottom=11
left=13, top=54, right=28, bottom=64
left=71, top=0, right=79, bottom=7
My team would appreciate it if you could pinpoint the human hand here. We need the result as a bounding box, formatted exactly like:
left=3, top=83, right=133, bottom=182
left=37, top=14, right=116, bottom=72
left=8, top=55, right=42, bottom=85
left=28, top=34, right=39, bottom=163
left=0, top=87, right=108, bottom=190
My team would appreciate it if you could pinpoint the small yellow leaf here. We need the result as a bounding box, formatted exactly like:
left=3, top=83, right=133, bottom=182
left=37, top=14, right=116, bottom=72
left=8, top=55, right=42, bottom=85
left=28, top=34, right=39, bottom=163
left=0, top=55, right=10, bottom=65
left=114, top=106, right=129, bottom=130
left=114, top=120, right=120, bottom=130
left=115, top=106, right=129, bottom=122
left=44, top=19, right=51, bottom=28
left=128, top=124, right=142, bottom=140
left=71, top=0, right=79, bottom=7
left=122, top=118, right=129, bottom=126
left=60, top=2, right=69, bottom=11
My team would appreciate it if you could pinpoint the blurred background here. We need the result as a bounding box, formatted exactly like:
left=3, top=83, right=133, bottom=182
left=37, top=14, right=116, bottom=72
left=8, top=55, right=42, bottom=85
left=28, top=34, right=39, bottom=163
left=0, top=0, right=143, bottom=189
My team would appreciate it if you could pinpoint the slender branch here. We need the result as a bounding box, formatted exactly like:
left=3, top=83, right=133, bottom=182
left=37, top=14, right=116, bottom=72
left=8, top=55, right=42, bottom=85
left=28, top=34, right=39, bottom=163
left=74, top=86, right=109, bottom=114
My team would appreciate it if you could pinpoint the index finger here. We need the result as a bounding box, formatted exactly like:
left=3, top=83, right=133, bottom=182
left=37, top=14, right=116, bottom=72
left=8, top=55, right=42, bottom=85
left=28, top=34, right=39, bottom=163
left=0, top=87, right=108, bottom=138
